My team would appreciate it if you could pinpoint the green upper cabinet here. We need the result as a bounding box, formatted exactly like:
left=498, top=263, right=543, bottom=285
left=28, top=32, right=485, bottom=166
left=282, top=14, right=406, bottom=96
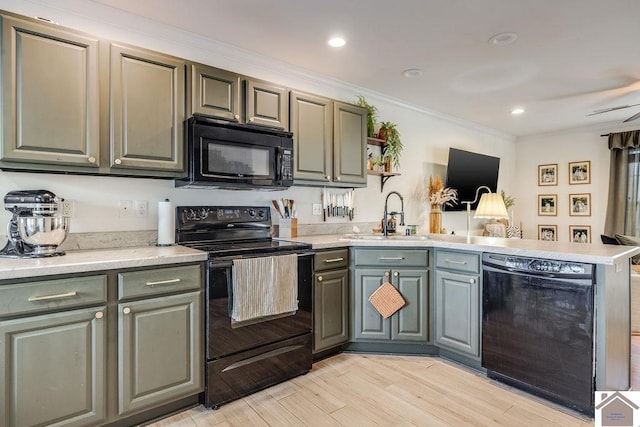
left=333, top=101, right=367, bottom=186
left=290, top=90, right=333, bottom=183
left=245, top=78, right=288, bottom=129
left=0, top=15, right=101, bottom=169
left=188, top=63, right=241, bottom=122
left=108, top=44, right=185, bottom=174
left=290, top=95, right=367, bottom=187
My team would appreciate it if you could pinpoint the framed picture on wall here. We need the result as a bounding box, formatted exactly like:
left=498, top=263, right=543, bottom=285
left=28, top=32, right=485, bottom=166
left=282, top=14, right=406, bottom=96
left=569, top=225, right=591, bottom=243
left=569, top=193, right=591, bottom=216
left=569, top=160, right=591, bottom=184
left=538, top=194, right=557, bottom=216
left=538, top=225, right=557, bottom=241
left=538, top=163, right=558, bottom=186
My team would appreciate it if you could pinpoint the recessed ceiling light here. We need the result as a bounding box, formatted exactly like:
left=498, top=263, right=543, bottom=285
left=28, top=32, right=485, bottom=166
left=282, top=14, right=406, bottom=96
left=511, top=107, right=525, bottom=115
left=488, top=32, right=518, bottom=46
left=402, top=68, right=423, bottom=78
left=328, top=37, right=346, bottom=48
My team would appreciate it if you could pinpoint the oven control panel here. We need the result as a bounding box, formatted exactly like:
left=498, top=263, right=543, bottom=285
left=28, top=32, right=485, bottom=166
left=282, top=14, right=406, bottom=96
left=177, top=206, right=270, bottom=225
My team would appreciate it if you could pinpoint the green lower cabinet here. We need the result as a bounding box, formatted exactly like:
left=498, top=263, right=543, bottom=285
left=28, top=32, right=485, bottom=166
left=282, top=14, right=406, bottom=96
left=0, top=307, right=107, bottom=427
left=313, top=268, right=349, bottom=352
left=118, top=291, right=202, bottom=415
left=434, top=270, right=480, bottom=357
left=353, top=268, right=429, bottom=343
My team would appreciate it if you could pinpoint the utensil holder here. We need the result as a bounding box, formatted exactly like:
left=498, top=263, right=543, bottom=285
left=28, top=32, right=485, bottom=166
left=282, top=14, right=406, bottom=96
left=277, top=218, right=297, bottom=238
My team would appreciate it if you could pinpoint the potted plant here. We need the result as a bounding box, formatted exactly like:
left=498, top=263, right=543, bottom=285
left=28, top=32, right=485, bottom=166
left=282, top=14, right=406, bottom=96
left=378, top=121, right=403, bottom=170
left=356, top=95, right=378, bottom=137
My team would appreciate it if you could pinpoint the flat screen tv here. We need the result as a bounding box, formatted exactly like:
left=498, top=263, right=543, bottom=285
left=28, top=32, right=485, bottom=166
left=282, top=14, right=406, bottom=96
left=444, top=148, right=500, bottom=211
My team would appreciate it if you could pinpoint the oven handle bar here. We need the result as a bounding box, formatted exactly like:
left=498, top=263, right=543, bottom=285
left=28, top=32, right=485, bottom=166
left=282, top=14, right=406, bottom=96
left=323, top=257, right=345, bottom=263
left=145, top=278, right=181, bottom=287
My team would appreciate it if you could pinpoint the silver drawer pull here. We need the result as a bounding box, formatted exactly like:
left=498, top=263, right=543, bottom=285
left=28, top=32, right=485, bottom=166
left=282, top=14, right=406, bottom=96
left=145, top=278, right=181, bottom=287
left=445, top=259, right=468, bottom=265
left=324, top=257, right=345, bottom=263
left=379, top=257, right=404, bottom=261
left=28, top=291, right=78, bottom=302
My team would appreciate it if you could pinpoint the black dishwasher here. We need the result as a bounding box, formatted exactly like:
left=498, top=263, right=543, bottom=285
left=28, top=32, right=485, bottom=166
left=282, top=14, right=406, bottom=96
left=482, top=253, right=595, bottom=415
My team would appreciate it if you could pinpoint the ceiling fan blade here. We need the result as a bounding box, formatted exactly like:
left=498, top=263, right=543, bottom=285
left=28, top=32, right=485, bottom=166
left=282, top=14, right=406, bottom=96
left=623, top=110, right=640, bottom=123
left=588, top=103, right=640, bottom=116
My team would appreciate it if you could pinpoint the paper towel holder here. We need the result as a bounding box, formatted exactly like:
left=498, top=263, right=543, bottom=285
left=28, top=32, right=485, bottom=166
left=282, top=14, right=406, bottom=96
left=157, top=198, right=176, bottom=247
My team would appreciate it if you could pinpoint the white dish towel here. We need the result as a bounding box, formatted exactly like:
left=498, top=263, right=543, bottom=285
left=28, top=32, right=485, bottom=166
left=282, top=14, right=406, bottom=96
left=231, top=254, right=298, bottom=323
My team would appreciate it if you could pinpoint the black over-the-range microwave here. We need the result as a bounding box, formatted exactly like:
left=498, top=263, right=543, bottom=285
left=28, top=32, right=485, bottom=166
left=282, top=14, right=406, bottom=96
left=175, top=116, right=294, bottom=189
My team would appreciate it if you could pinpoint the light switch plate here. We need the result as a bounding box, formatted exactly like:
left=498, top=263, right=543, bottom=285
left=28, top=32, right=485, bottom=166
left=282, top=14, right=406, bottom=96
left=312, top=203, right=323, bottom=215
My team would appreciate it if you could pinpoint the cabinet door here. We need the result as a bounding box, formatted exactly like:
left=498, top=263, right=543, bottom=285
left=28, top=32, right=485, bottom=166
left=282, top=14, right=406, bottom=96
left=245, top=79, right=288, bottom=129
left=352, top=268, right=390, bottom=341
left=110, top=44, right=185, bottom=173
left=391, top=269, right=429, bottom=342
left=314, top=268, right=349, bottom=352
left=290, top=90, right=333, bottom=183
left=118, top=291, right=202, bottom=415
left=435, top=270, right=480, bottom=357
left=1, top=15, right=100, bottom=169
left=0, top=307, right=106, bottom=427
left=189, top=63, right=241, bottom=121
left=333, top=101, right=367, bottom=185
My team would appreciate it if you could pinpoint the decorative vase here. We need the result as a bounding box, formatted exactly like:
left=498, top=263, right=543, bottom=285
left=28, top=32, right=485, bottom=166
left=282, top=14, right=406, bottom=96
left=429, top=204, right=442, bottom=234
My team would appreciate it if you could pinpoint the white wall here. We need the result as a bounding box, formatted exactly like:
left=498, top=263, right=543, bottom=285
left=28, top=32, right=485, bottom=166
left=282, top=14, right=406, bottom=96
left=515, top=123, right=639, bottom=242
left=0, top=1, right=516, bottom=236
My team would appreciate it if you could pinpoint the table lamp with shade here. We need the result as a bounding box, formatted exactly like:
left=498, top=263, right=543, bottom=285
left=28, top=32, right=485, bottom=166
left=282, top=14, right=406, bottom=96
left=462, top=186, right=509, bottom=238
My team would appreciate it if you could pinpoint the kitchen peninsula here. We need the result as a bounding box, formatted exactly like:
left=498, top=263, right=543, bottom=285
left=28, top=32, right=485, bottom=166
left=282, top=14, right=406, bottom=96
left=294, top=232, right=639, bottom=414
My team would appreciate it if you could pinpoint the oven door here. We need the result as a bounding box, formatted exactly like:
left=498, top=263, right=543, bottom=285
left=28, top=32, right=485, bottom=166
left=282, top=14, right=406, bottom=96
left=206, top=252, right=312, bottom=360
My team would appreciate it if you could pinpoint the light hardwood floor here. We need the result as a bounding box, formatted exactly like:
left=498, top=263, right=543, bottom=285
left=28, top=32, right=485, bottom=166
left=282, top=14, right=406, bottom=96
left=149, top=353, right=594, bottom=427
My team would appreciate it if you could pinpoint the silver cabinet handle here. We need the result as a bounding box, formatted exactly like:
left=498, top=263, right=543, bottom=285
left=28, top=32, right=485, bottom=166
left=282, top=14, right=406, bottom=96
left=324, top=258, right=345, bottom=263
left=95, top=311, right=104, bottom=319
left=123, top=307, right=131, bottom=314
left=88, top=156, right=96, bottom=164
left=145, top=278, right=181, bottom=287
left=326, top=175, right=331, bottom=180
left=114, top=158, right=122, bottom=165
left=469, top=278, right=476, bottom=284
left=249, top=117, right=255, bottom=122
left=234, top=114, right=240, bottom=120
left=28, top=291, right=78, bottom=302
left=384, top=272, right=390, bottom=277
left=393, top=271, right=399, bottom=277
left=317, top=275, right=323, bottom=282
left=336, top=176, right=341, bottom=181
left=379, top=257, right=404, bottom=261
left=445, top=259, right=467, bottom=265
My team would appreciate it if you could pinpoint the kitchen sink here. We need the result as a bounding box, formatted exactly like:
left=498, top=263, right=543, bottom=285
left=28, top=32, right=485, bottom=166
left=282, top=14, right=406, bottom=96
left=339, top=233, right=431, bottom=241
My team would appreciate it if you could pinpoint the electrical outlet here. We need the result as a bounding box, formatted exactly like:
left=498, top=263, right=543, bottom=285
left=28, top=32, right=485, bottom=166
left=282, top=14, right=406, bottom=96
left=312, top=203, right=323, bottom=215
left=135, top=200, right=148, bottom=217
left=119, top=200, right=133, bottom=218
left=60, top=200, right=74, bottom=217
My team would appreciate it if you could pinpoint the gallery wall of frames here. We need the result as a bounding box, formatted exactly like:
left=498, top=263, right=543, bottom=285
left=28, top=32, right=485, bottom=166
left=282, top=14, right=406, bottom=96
left=536, top=161, right=592, bottom=243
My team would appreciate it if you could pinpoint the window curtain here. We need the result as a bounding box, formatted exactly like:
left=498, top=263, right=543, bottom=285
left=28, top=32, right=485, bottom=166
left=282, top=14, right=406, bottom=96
left=604, top=130, right=640, bottom=236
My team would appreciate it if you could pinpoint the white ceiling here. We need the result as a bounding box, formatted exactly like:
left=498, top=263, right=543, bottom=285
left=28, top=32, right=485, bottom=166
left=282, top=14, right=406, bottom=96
left=38, top=0, right=640, bottom=137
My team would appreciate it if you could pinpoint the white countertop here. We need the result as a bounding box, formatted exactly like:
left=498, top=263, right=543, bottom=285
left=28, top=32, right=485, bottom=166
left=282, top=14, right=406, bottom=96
left=287, top=233, right=640, bottom=265
left=0, top=245, right=208, bottom=281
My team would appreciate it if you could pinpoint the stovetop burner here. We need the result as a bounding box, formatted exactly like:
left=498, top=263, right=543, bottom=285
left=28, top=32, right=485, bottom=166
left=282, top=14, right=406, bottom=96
left=175, top=205, right=311, bottom=258
left=183, top=238, right=311, bottom=258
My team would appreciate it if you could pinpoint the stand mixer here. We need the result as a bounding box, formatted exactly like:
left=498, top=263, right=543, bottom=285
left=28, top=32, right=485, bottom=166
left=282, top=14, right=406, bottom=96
left=0, top=190, right=70, bottom=258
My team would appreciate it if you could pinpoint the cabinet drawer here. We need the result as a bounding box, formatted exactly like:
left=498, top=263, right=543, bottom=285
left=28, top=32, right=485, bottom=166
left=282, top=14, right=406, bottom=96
left=118, top=264, right=202, bottom=300
left=353, top=249, right=428, bottom=267
left=435, top=250, right=480, bottom=274
left=0, top=275, right=107, bottom=317
left=314, top=249, right=348, bottom=271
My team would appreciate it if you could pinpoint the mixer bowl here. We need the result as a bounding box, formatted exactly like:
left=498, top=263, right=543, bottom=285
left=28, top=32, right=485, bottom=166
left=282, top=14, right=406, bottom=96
left=17, top=216, right=69, bottom=254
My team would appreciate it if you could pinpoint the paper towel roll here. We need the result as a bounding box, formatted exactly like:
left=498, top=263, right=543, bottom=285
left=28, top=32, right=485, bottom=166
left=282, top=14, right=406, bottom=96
left=157, top=199, right=175, bottom=246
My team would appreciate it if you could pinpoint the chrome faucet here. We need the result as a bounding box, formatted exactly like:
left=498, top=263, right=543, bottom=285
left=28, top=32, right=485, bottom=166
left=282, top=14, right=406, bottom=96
left=383, top=191, right=405, bottom=236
